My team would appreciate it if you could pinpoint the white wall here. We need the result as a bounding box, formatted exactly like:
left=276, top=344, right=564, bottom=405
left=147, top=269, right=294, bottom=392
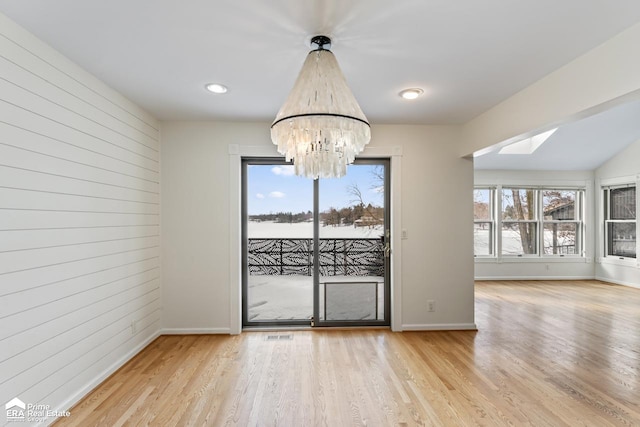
left=0, top=13, right=161, bottom=424
left=595, top=138, right=640, bottom=288
left=375, top=125, right=475, bottom=330
left=161, top=121, right=476, bottom=333
left=474, top=170, right=595, bottom=280
left=160, top=122, right=269, bottom=333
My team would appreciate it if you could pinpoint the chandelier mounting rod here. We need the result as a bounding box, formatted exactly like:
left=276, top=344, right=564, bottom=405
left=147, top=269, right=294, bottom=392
left=310, top=35, right=332, bottom=50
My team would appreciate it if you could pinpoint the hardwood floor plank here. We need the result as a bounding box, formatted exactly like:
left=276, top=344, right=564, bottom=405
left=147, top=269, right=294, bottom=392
left=54, top=280, right=640, bottom=426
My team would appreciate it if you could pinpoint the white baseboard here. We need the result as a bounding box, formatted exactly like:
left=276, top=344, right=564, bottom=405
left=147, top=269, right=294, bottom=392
left=402, top=323, right=477, bottom=331
left=161, top=327, right=231, bottom=335
left=595, top=276, right=640, bottom=289
left=474, top=275, right=595, bottom=281
left=51, top=330, right=161, bottom=426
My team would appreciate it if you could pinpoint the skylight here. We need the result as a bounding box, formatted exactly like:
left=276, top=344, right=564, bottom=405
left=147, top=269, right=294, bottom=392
left=499, top=128, right=558, bottom=155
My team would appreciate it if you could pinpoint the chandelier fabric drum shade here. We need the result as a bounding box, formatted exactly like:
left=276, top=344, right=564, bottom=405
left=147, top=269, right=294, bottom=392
left=271, top=36, right=371, bottom=179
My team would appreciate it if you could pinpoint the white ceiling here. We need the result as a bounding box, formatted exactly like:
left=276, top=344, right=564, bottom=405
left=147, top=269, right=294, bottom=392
left=1, top=1, right=640, bottom=169
left=474, top=99, right=640, bottom=170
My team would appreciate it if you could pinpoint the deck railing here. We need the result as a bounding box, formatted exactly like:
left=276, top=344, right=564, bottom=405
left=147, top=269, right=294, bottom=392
left=247, top=238, right=384, bottom=276
left=543, top=244, right=576, bottom=255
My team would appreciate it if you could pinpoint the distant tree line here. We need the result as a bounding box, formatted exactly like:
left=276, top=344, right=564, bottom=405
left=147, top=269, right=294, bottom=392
left=321, top=203, right=383, bottom=227
left=249, top=211, right=312, bottom=223
left=249, top=203, right=383, bottom=227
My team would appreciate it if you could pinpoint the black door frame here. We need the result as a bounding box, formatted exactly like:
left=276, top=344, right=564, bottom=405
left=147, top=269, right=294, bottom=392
left=241, top=157, right=391, bottom=328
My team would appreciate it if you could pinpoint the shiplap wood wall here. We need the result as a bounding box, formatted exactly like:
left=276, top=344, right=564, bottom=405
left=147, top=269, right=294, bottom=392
left=0, top=13, right=161, bottom=423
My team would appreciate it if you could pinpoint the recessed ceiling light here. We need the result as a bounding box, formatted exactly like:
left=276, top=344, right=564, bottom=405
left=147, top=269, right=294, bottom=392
left=399, top=88, right=424, bottom=100
left=205, top=83, right=228, bottom=94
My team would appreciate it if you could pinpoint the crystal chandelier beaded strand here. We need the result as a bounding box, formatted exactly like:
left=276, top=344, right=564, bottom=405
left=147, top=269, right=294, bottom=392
left=271, top=36, right=371, bottom=179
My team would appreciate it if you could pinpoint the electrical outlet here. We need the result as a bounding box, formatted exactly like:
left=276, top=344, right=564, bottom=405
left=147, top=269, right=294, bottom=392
left=427, top=300, right=435, bottom=312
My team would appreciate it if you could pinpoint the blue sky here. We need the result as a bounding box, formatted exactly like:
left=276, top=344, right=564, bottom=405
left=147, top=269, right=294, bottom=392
left=474, top=189, right=491, bottom=204
left=247, top=164, right=384, bottom=215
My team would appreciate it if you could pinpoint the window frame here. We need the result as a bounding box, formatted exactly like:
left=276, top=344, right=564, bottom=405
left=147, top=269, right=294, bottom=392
left=473, top=187, right=496, bottom=258
left=602, top=183, right=637, bottom=261
left=540, top=189, right=583, bottom=257
left=501, top=187, right=539, bottom=257
left=474, top=185, right=586, bottom=260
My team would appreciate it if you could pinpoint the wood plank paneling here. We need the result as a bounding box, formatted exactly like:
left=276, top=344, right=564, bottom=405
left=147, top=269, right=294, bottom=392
left=0, top=12, right=160, bottom=423
left=0, top=143, right=159, bottom=193
left=58, top=281, right=640, bottom=426
left=0, top=247, right=159, bottom=295
left=0, top=121, right=159, bottom=180
left=0, top=256, right=160, bottom=317
left=0, top=188, right=158, bottom=215
left=0, top=35, right=157, bottom=136
left=0, top=210, right=159, bottom=230
left=0, top=225, right=159, bottom=252
left=0, top=55, right=158, bottom=147
left=0, top=78, right=158, bottom=161
left=0, top=101, right=159, bottom=171
left=0, top=236, right=160, bottom=275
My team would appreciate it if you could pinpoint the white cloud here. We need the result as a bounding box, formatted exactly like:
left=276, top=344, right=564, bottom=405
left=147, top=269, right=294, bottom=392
left=271, top=166, right=295, bottom=176
left=371, top=186, right=384, bottom=194
left=256, top=193, right=265, bottom=199
left=269, top=191, right=285, bottom=198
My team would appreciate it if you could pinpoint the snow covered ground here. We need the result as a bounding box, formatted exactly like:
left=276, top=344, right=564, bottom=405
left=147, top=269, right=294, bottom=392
left=248, top=220, right=384, bottom=239
left=247, top=275, right=384, bottom=321
left=474, top=228, right=576, bottom=255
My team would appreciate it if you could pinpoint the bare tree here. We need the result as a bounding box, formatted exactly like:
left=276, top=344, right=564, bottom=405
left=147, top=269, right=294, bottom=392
left=513, top=189, right=535, bottom=253
left=347, top=183, right=383, bottom=227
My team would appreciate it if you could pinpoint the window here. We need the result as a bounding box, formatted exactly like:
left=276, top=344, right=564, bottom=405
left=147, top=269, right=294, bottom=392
left=542, top=190, right=581, bottom=255
left=474, top=186, right=585, bottom=258
left=501, top=188, right=537, bottom=255
left=604, top=185, right=636, bottom=259
left=474, top=188, right=494, bottom=256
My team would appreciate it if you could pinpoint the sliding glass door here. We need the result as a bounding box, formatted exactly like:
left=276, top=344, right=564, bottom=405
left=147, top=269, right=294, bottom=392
left=242, top=158, right=390, bottom=328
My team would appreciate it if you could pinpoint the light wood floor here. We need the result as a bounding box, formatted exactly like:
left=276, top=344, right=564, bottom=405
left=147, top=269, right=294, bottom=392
left=55, top=280, right=640, bottom=426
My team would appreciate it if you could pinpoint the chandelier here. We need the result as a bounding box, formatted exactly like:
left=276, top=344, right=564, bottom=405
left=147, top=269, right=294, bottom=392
left=271, top=35, right=371, bottom=179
